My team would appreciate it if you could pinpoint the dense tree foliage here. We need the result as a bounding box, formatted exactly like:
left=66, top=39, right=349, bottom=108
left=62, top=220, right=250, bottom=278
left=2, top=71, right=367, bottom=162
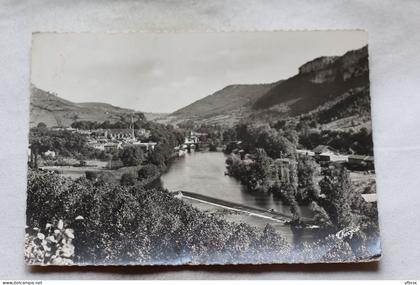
left=226, top=149, right=272, bottom=192
left=85, top=171, right=98, bottom=181
left=27, top=170, right=299, bottom=264
left=225, top=120, right=378, bottom=258
left=318, top=165, right=356, bottom=229
left=145, top=123, right=184, bottom=147
left=37, top=122, right=47, bottom=129
left=137, top=164, right=160, bottom=180
left=235, top=123, right=296, bottom=159
left=296, top=155, right=320, bottom=204
left=27, top=169, right=370, bottom=264
left=119, top=146, right=144, bottom=166
left=222, top=128, right=237, bottom=142
left=147, top=143, right=173, bottom=169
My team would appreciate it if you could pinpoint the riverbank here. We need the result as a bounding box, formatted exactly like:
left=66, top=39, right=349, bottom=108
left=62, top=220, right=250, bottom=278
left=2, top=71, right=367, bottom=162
left=179, top=191, right=314, bottom=223
left=179, top=193, right=314, bottom=244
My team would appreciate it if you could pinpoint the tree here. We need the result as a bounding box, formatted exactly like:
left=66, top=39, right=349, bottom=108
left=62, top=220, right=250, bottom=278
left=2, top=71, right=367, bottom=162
left=310, top=201, right=333, bottom=228
left=222, top=128, right=237, bottom=142
left=37, top=122, right=47, bottom=129
left=137, top=164, right=159, bottom=180
left=296, top=155, right=320, bottom=203
left=319, top=165, right=356, bottom=229
left=256, top=127, right=296, bottom=159
left=245, top=148, right=272, bottom=192
left=148, top=143, right=172, bottom=168
left=85, top=171, right=98, bottom=181
left=134, top=112, right=146, bottom=122
left=284, top=129, right=299, bottom=145
left=119, top=146, right=144, bottom=166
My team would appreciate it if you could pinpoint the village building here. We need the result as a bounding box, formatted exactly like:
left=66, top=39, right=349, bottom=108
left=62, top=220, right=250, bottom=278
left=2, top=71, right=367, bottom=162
left=90, top=143, right=106, bottom=151
left=296, top=149, right=315, bottom=156
left=313, top=145, right=348, bottom=162
left=104, top=142, right=123, bottom=152
left=184, top=136, right=199, bottom=144
left=128, top=141, right=157, bottom=151
left=190, top=131, right=207, bottom=137
left=90, top=128, right=150, bottom=140
left=75, top=129, right=93, bottom=135
left=184, top=131, right=208, bottom=145
left=43, top=150, right=56, bottom=158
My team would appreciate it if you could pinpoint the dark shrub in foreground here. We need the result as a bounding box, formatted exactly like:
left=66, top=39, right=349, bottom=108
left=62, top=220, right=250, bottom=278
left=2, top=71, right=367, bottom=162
left=137, top=164, right=160, bottom=180
left=85, top=171, right=98, bottom=181
left=26, top=170, right=378, bottom=265
left=120, top=172, right=136, bottom=186
left=27, top=170, right=295, bottom=264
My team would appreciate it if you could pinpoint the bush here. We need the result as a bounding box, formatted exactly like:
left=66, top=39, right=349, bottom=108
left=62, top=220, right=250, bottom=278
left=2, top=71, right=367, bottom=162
left=147, top=143, right=172, bottom=168
left=209, top=143, right=218, bottom=152
left=119, top=146, right=144, bottom=167
left=25, top=219, right=76, bottom=265
left=85, top=171, right=98, bottom=181
left=137, top=164, right=159, bottom=180
left=26, top=170, right=295, bottom=264
left=121, top=172, right=136, bottom=186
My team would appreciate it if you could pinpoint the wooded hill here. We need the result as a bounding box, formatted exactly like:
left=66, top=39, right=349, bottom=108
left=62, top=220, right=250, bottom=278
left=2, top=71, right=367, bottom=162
left=171, top=46, right=371, bottom=130
left=30, top=86, right=162, bottom=128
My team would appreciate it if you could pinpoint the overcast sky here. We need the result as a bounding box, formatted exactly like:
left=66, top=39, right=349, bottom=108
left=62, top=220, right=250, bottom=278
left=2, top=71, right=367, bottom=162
left=31, top=31, right=367, bottom=113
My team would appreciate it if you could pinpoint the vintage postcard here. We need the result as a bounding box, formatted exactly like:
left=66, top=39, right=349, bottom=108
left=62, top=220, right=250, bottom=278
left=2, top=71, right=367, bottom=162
left=26, top=31, right=380, bottom=265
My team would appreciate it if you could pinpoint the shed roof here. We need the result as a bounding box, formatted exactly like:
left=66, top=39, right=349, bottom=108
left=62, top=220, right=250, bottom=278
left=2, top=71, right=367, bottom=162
left=313, top=145, right=337, bottom=153
left=361, top=193, right=377, bottom=203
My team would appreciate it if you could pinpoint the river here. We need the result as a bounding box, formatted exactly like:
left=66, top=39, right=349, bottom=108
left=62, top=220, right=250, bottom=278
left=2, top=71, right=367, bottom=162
left=160, top=151, right=314, bottom=243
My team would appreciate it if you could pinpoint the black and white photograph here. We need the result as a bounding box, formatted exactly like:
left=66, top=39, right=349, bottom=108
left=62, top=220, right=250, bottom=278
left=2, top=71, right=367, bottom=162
left=26, top=31, right=380, bottom=266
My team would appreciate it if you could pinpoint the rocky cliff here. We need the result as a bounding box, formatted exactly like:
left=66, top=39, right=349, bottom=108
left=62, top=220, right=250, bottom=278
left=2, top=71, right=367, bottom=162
left=252, top=45, right=369, bottom=116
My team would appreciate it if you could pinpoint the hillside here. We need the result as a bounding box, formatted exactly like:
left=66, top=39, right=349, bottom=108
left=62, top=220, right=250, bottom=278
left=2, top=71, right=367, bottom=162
left=31, top=46, right=370, bottom=131
left=170, top=82, right=279, bottom=125
left=169, top=45, right=370, bottom=130
left=30, top=87, right=136, bottom=127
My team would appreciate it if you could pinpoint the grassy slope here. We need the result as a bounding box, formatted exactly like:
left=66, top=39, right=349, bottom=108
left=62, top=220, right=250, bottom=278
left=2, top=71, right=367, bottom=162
left=30, top=87, right=136, bottom=127
left=170, top=83, right=280, bottom=126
